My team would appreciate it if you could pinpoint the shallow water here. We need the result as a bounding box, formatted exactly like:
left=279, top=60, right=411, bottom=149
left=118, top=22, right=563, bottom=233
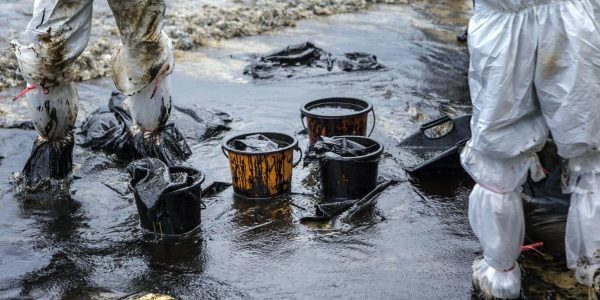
left=0, top=1, right=589, bottom=299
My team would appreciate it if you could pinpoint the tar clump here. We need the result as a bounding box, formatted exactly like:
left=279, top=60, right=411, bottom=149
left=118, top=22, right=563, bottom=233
left=244, top=41, right=384, bottom=79
left=128, top=158, right=205, bottom=236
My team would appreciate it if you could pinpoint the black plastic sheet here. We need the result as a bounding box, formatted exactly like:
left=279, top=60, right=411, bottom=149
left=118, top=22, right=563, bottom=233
left=244, top=42, right=384, bottom=79
left=523, top=157, right=570, bottom=256
left=79, top=92, right=231, bottom=166
left=79, top=92, right=137, bottom=159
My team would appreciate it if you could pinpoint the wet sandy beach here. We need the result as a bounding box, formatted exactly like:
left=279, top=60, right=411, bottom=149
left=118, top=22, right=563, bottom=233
left=1, top=0, right=417, bottom=90
left=0, top=1, right=590, bottom=299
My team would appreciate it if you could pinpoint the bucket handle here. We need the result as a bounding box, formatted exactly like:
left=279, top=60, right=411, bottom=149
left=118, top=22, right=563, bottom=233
left=293, top=146, right=303, bottom=167
left=221, top=145, right=229, bottom=159
left=300, top=113, right=308, bottom=132
left=420, top=115, right=451, bottom=132
left=368, top=108, right=376, bottom=137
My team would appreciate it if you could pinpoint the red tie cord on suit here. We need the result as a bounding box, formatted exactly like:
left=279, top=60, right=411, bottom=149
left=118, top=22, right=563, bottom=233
left=12, top=84, right=49, bottom=101
left=521, top=242, right=544, bottom=255
left=500, top=242, right=545, bottom=272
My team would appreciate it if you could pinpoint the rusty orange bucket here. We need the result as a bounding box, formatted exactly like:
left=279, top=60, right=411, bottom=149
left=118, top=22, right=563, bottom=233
left=222, top=132, right=302, bottom=199
left=301, top=97, right=375, bottom=145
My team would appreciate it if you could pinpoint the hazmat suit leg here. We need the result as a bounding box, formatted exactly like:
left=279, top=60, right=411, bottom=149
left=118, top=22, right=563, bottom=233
left=469, top=185, right=525, bottom=299
left=11, top=0, right=93, bottom=186
left=464, top=0, right=600, bottom=297
left=462, top=0, right=547, bottom=288
left=531, top=0, right=600, bottom=289
left=564, top=162, right=600, bottom=289
left=107, top=0, right=189, bottom=166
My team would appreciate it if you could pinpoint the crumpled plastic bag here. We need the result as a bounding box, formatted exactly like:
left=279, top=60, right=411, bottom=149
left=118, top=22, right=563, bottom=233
left=128, top=158, right=205, bottom=236
left=244, top=42, right=384, bottom=79
left=523, top=158, right=570, bottom=257
left=304, top=136, right=377, bottom=167
left=79, top=92, right=137, bottom=159
left=78, top=91, right=231, bottom=165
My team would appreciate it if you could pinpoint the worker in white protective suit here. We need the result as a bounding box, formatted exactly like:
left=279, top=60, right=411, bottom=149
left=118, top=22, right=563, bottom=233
left=462, top=0, right=600, bottom=298
left=11, top=0, right=176, bottom=185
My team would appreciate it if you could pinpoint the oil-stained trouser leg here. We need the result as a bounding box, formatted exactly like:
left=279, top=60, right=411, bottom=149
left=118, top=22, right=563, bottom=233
left=10, top=0, right=93, bottom=184
left=107, top=0, right=174, bottom=132
left=107, top=0, right=190, bottom=166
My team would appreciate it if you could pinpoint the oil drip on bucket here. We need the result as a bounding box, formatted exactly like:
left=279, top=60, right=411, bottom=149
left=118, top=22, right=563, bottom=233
left=301, top=98, right=375, bottom=145
left=305, top=136, right=384, bottom=200
left=222, top=132, right=302, bottom=199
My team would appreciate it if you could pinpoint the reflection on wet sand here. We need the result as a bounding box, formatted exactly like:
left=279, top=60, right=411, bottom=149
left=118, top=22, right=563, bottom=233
left=15, top=192, right=92, bottom=298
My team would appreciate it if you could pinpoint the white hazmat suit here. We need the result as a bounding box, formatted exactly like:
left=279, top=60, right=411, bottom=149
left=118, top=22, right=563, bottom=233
left=462, top=0, right=600, bottom=298
left=11, top=0, right=175, bottom=184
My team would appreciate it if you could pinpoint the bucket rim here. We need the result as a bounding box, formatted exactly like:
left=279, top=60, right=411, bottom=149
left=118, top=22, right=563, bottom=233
left=300, top=97, right=373, bottom=120
left=128, top=161, right=205, bottom=192
left=168, top=166, right=206, bottom=194
left=222, top=131, right=299, bottom=156
left=322, top=135, right=384, bottom=161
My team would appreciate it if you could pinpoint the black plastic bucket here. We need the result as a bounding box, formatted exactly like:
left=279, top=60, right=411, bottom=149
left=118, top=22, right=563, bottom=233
left=320, top=136, right=384, bottom=200
left=301, top=98, right=375, bottom=145
left=222, top=132, right=302, bottom=199
left=128, top=158, right=205, bottom=236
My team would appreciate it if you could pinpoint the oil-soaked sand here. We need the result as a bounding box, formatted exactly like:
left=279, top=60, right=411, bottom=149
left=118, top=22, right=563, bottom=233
left=0, top=2, right=590, bottom=299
